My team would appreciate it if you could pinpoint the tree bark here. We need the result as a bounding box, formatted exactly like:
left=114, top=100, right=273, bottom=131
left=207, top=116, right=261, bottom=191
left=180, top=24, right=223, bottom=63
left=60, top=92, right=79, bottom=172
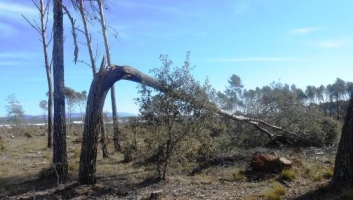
left=111, top=85, right=121, bottom=151
left=40, top=0, right=53, bottom=149
left=332, top=93, right=353, bottom=184
left=52, top=0, right=68, bottom=175
left=79, top=66, right=163, bottom=184
left=101, top=115, right=109, bottom=158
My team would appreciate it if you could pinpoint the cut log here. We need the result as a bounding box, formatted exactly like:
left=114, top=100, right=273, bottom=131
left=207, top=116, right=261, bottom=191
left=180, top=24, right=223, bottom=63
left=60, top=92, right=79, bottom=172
left=250, top=152, right=292, bottom=172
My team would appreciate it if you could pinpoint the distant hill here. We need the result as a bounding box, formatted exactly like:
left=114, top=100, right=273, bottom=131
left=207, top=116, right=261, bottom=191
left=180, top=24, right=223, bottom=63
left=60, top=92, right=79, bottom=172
left=0, top=112, right=137, bottom=124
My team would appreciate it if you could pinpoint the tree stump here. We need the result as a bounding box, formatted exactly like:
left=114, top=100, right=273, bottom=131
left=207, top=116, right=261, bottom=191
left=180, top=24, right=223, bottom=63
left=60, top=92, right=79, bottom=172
left=149, top=190, right=163, bottom=200
left=250, top=152, right=292, bottom=172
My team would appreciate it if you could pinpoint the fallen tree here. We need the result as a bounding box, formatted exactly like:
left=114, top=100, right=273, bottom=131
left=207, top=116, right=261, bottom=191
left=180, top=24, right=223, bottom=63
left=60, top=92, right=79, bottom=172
left=78, top=64, right=314, bottom=184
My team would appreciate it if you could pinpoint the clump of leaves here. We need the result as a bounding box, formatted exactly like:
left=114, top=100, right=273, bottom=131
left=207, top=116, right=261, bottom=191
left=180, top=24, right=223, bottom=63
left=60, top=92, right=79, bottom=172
left=262, top=182, right=286, bottom=200
left=135, top=52, right=217, bottom=180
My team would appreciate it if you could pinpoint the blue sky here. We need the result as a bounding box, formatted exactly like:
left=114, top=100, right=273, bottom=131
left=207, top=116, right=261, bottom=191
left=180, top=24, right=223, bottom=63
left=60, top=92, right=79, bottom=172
left=1, top=0, right=353, bottom=116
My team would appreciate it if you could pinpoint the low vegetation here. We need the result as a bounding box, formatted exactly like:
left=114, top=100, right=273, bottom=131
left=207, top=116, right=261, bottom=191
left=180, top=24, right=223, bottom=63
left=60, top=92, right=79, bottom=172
left=0, top=122, right=350, bottom=199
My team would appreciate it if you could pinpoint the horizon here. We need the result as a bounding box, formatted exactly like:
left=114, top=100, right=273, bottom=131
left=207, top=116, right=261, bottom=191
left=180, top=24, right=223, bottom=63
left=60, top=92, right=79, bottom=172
left=1, top=0, right=353, bottom=116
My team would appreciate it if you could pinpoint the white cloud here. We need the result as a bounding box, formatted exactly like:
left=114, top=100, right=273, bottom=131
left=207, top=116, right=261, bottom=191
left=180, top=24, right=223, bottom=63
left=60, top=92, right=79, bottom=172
left=318, top=40, right=346, bottom=48
left=0, top=2, right=37, bottom=17
left=291, top=26, right=325, bottom=35
left=0, top=21, right=16, bottom=35
left=203, top=57, right=304, bottom=62
left=0, top=52, right=41, bottom=59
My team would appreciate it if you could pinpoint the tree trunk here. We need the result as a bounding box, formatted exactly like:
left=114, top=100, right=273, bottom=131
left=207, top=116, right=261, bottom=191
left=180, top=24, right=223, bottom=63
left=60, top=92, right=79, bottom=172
left=40, top=0, right=53, bottom=149
left=47, top=77, right=53, bottom=149
left=101, top=116, right=109, bottom=158
left=52, top=0, right=67, bottom=175
left=332, top=93, right=353, bottom=184
left=111, top=85, right=121, bottom=152
left=79, top=66, right=163, bottom=184
left=96, top=0, right=120, bottom=152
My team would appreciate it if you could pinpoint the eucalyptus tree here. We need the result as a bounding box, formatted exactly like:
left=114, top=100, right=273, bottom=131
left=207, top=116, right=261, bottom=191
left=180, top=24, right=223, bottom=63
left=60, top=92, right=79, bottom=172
left=64, top=87, right=77, bottom=126
left=39, top=100, right=48, bottom=123
left=347, top=82, right=353, bottom=96
left=224, top=74, right=244, bottom=113
left=96, top=0, right=122, bottom=152
left=305, top=85, right=317, bottom=104
left=76, top=90, right=87, bottom=123
left=22, top=0, right=53, bottom=148
left=5, top=94, right=25, bottom=135
left=332, top=78, right=347, bottom=119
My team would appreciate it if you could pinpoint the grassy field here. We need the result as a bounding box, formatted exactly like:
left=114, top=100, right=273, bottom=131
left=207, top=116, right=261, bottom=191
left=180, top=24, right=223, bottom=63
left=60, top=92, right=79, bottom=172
left=0, top=125, right=352, bottom=200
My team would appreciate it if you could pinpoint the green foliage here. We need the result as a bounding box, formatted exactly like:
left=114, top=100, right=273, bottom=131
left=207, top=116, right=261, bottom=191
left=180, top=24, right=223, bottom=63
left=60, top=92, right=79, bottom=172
left=135, top=52, right=216, bottom=179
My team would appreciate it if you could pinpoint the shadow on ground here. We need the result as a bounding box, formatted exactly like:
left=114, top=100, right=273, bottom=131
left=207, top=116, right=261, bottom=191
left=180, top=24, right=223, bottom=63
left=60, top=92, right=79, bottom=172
left=0, top=172, right=163, bottom=199
left=292, top=182, right=353, bottom=200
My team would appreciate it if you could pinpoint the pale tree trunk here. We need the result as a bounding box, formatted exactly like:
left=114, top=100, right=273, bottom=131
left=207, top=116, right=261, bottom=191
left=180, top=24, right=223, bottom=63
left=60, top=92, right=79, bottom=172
left=22, top=0, right=53, bottom=149
left=52, top=0, right=67, bottom=175
left=332, top=93, right=353, bottom=184
left=110, top=85, right=121, bottom=151
left=39, top=0, right=53, bottom=149
left=97, top=0, right=120, bottom=152
left=76, top=0, right=108, bottom=158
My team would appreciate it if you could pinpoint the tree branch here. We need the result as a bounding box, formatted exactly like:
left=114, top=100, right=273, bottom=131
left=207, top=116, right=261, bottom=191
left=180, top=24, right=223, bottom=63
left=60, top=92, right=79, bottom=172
left=62, top=4, right=79, bottom=64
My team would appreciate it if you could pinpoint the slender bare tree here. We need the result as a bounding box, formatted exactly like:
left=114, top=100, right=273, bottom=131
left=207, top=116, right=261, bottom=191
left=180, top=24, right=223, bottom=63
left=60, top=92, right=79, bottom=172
left=23, top=0, right=53, bottom=149
left=96, top=0, right=121, bottom=152
left=73, top=0, right=109, bottom=158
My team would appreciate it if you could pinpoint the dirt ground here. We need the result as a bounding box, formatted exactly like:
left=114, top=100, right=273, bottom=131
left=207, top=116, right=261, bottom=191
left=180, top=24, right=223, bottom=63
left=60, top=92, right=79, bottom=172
left=0, top=128, right=349, bottom=200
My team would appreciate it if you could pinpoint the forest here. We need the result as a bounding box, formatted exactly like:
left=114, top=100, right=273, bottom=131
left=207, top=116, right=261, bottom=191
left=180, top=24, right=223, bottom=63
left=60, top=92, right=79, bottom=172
left=1, top=0, right=353, bottom=199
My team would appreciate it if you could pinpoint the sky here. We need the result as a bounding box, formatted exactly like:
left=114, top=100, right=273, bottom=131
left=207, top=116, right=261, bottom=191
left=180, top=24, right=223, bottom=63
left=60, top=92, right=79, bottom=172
left=0, top=0, right=353, bottom=116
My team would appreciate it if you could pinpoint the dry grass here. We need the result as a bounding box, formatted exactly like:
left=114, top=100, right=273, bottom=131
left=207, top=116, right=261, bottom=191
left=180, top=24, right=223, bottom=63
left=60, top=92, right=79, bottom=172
left=262, top=182, right=286, bottom=200
left=281, top=168, right=297, bottom=181
left=0, top=128, right=346, bottom=199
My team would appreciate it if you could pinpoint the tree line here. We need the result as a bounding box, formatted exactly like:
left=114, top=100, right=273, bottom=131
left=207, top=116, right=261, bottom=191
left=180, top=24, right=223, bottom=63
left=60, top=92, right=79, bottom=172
left=217, top=75, right=352, bottom=120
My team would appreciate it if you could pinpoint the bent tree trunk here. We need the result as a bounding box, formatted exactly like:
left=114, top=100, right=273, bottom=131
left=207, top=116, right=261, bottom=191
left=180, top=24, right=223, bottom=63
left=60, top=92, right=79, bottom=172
left=78, top=65, right=308, bottom=184
left=332, top=93, right=353, bottom=184
left=79, top=66, right=163, bottom=184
